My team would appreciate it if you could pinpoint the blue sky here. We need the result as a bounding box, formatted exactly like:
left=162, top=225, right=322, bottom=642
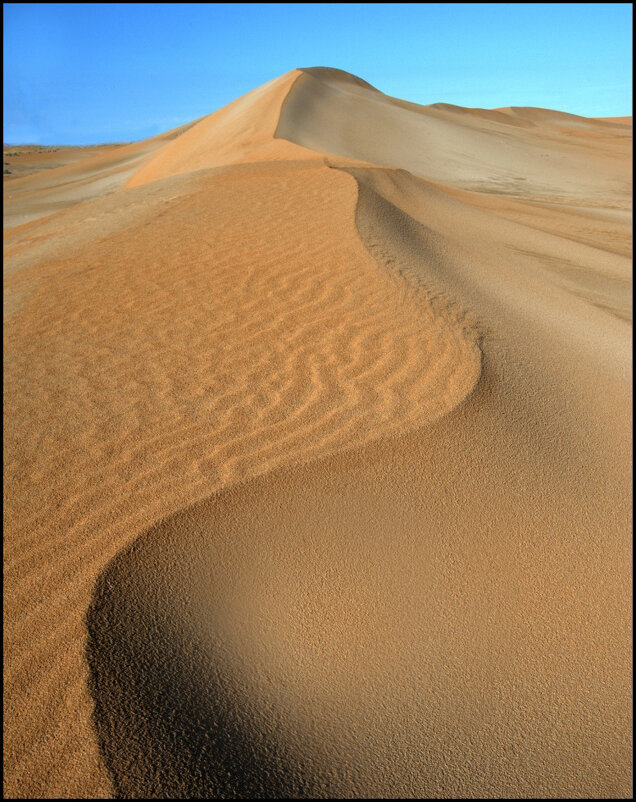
left=3, top=3, right=632, bottom=144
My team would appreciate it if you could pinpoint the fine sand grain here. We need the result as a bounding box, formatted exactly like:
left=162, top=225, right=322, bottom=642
left=3, top=67, right=632, bottom=798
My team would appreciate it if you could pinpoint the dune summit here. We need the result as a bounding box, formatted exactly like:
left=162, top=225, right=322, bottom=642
left=3, top=67, right=632, bottom=798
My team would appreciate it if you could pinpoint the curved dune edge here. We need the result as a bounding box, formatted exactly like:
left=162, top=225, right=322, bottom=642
left=85, top=374, right=631, bottom=797
left=3, top=156, right=482, bottom=797
left=82, top=161, right=630, bottom=798
left=83, top=167, right=631, bottom=795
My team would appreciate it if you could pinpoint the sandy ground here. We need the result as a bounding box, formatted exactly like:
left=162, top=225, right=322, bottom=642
left=3, top=67, right=632, bottom=798
left=2, top=120, right=199, bottom=231
left=3, top=145, right=125, bottom=178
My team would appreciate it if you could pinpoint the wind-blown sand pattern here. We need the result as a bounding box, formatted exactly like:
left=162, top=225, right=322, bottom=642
left=3, top=67, right=632, bottom=798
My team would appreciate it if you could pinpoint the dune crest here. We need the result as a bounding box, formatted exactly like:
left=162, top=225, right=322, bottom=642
left=276, top=67, right=631, bottom=203
left=126, top=71, right=320, bottom=187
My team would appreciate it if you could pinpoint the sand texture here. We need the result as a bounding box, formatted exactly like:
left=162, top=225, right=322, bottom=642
left=3, top=68, right=632, bottom=798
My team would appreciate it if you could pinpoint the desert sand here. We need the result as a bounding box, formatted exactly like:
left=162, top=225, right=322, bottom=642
left=3, top=67, right=632, bottom=798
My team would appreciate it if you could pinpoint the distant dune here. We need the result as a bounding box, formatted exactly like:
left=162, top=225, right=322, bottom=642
left=595, top=115, right=632, bottom=125
left=3, top=67, right=632, bottom=798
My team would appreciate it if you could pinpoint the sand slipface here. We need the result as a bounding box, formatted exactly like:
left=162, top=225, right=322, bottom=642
left=3, top=67, right=632, bottom=798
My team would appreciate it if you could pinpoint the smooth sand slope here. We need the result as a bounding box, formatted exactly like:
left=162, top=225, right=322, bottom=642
left=3, top=68, right=632, bottom=798
left=2, top=120, right=199, bottom=230
left=3, top=144, right=124, bottom=179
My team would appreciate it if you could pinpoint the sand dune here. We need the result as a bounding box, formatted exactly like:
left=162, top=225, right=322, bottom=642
left=3, top=67, right=632, bottom=798
left=276, top=68, right=631, bottom=203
